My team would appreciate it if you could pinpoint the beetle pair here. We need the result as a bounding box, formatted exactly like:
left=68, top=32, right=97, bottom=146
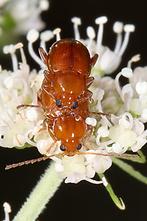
left=38, top=39, right=98, bottom=156
left=5, top=39, right=137, bottom=170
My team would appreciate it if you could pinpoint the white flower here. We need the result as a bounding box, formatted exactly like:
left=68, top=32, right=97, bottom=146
left=85, top=117, right=97, bottom=126
left=71, top=16, right=135, bottom=75
left=54, top=151, right=111, bottom=184
left=2, top=0, right=49, bottom=34
left=0, top=18, right=147, bottom=185
left=111, top=143, right=128, bottom=154
left=131, top=119, right=147, bottom=152
left=34, top=130, right=61, bottom=155
left=85, top=150, right=112, bottom=174
left=0, top=42, right=46, bottom=148
left=54, top=155, right=96, bottom=184
left=96, top=126, right=109, bottom=144
left=124, top=66, right=147, bottom=121
left=108, top=113, right=147, bottom=153
left=136, top=81, right=147, bottom=95
left=130, top=66, right=147, bottom=87
left=109, top=124, right=137, bottom=148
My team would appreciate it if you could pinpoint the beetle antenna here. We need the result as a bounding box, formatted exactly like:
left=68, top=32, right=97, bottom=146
left=17, top=104, right=41, bottom=109
left=77, top=150, right=139, bottom=160
left=5, top=153, right=63, bottom=170
left=5, top=150, right=139, bottom=170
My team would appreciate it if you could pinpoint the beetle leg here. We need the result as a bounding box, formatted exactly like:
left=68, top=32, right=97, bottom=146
left=86, top=76, right=94, bottom=87
left=39, top=47, right=48, bottom=65
left=91, top=54, right=98, bottom=67
left=48, top=129, right=57, bottom=141
left=78, top=90, right=92, bottom=103
left=46, top=118, right=58, bottom=141
left=81, top=126, right=94, bottom=150
left=44, top=70, right=50, bottom=75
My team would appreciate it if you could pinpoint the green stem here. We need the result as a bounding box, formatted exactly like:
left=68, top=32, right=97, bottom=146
left=98, top=174, right=125, bottom=210
left=113, top=158, right=147, bottom=185
left=12, top=162, right=63, bottom=221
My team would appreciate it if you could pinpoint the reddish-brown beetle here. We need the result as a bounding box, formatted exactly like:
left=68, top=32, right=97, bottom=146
left=37, top=39, right=98, bottom=155
left=38, top=39, right=98, bottom=110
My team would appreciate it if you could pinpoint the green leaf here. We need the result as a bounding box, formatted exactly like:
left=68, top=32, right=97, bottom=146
left=113, top=158, right=147, bottom=185
left=98, top=173, right=125, bottom=210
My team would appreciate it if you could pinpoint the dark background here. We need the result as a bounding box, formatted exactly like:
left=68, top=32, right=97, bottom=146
left=0, top=0, right=147, bottom=220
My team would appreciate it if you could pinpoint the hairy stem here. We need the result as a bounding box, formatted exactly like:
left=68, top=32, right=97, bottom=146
left=13, top=162, right=63, bottom=221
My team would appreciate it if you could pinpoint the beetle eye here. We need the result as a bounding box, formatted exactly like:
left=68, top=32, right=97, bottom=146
left=76, top=143, right=82, bottom=150
left=0, top=135, right=4, bottom=139
left=60, top=144, right=66, bottom=151
left=72, top=101, right=78, bottom=109
left=56, top=99, right=62, bottom=107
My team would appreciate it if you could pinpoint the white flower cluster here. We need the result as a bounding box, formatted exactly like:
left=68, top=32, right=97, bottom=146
left=0, top=0, right=49, bottom=34
left=89, top=63, right=147, bottom=154
left=71, top=16, right=135, bottom=75
left=0, top=17, right=146, bottom=185
left=0, top=43, right=45, bottom=148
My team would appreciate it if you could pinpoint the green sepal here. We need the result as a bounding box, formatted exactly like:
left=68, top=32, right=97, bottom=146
left=98, top=173, right=125, bottom=210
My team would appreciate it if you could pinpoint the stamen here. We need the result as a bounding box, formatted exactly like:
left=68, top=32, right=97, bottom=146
left=27, top=29, right=39, bottom=43
left=95, top=16, right=108, bottom=51
left=115, top=71, right=123, bottom=99
left=24, top=130, right=36, bottom=146
left=119, top=112, right=133, bottom=128
left=127, top=54, right=141, bottom=68
left=120, top=67, right=133, bottom=78
left=3, top=202, right=11, bottom=221
left=86, top=26, right=96, bottom=51
left=16, top=43, right=27, bottom=65
left=27, top=29, right=44, bottom=68
left=85, top=117, right=97, bottom=126
left=118, top=24, right=135, bottom=56
left=71, top=17, right=81, bottom=40
left=40, top=30, right=54, bottom=50
left=96, top=90, right=112, bottom=127
left=53, top=28, right=61, bottom=41
left=113, top=21, right=123, bottom=53
left=3, top=44, right=18, bottom=72
left=39, top=0, right=49, bottom=11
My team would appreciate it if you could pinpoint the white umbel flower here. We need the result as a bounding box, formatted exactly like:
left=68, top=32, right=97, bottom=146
left=54, top=152, right=110, bottom=184
left=0, top=18, right=147, bottom=186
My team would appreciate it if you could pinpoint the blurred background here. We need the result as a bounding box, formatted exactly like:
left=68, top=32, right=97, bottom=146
left=0, top=0, right=147, bottom=220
